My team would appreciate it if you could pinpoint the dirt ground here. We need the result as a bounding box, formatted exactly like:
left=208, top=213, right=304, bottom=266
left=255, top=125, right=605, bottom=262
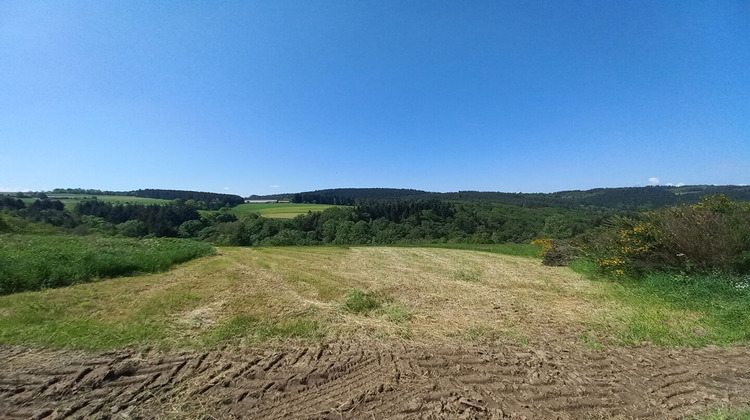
left=1, top=340, right=749, bottom=420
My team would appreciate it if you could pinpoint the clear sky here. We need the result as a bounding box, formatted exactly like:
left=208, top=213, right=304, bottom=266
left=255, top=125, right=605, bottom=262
left=1, top=1, right=748, bottom=196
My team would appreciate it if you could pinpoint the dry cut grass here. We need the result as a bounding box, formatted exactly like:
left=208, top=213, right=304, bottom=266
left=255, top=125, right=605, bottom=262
left=0, top=246, right=722, bottom=350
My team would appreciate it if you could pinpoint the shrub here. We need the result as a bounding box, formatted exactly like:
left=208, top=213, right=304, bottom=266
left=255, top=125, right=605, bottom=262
left=648, top=196, right=750, bottom=273
left=542, top=240, right=578, bottom=266
left=581, top=195, right=750, bottom=277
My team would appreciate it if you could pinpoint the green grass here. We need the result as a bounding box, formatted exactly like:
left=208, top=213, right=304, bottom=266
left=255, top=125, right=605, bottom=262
left=692, top=406, right=750, bottom=420
left=340, top=288, right=381, bottom=314
left=2, top=245, right=747, bottom=352
left=205, top=315, right=324, bottom=345
left=452, top=267, right=482, bottom=282
left=230, top=203, right=348, bottom=219
left=409, top=242, right=542, bottom=259
left=570, top=260, right=750, bottom=346
left=47, top=194, right=170, bottom=210
left=0, top=234, right=215, bottom=294
left=382, top=302, right=413, bottom=323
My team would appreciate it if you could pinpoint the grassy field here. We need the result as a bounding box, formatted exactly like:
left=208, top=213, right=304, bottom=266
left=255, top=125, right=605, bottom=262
left=230, top=202, right=347, bottom=219
left=408, top=242, right=543, bottom=259
left=0, top=234, right=215, bottom=294
left=693, top=406, right=750, bottom=420
left=48, top=194, right=171, bottom=209
left=0, top=193, right=172, bottom=209
left=1, top=244, right=747, bottom=351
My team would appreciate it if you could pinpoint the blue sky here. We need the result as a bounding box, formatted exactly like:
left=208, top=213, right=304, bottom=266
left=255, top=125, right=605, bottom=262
left=1, top=1, right=748, bottom=196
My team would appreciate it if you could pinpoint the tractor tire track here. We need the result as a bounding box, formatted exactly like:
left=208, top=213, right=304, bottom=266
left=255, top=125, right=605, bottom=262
left=1, top=342, right=749, bottom=419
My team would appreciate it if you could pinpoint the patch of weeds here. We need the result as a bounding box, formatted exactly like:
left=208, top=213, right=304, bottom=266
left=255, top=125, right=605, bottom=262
left=397, top=328, right=413, bottom=340
left=691, top=405, right=750, bottom=420
left=573, top=262, right=750, bottom=347
left=465, top=325, right=502, bottom=341
left=610, top=272, right=750, bottom=346
left=466, top=326, right=487, bottom=341
left=205, top=315, right=323, bottom=345
left=568, top=259, right=598, bottom=277
left=382, top=302, right=413, bottom=323
left=577, top=333, right=604, bottom=350
left=452, top=268, right=481, bottom=283
left=256, top=319, right=323, bottom=341
left=341, top=288, right=381, bottom=314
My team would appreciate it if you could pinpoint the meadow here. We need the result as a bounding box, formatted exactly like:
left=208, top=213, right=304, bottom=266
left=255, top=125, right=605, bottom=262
left=47, top=194, right=171, bottom=209
left=1, top=245, right=747, bottom=350
left=0, top=234, right=215, bottom=294
left=1, top=245, right=748, bottom=418
left=229, top=202, right=347, bottom=219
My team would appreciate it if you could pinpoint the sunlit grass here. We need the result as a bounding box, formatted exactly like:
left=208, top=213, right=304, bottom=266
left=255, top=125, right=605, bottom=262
left=230, top=203, right=348, bottom=219
left=569, top=260, right=750, bottom=346
left=2, top=246, right=748, bottom=352
left=0, top=234, right=215, bottom=294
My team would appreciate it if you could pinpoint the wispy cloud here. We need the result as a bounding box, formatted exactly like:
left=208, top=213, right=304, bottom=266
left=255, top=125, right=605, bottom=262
left=269, top=185, right=280, bottom=189
left=648, top=177, right=660, bottom=185
left=223, top=187, right=231, bottom=190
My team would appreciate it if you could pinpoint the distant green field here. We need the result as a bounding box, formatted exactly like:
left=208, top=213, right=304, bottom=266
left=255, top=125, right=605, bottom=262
left=46, top=194, right=170, bottom=209
left=231, top=203, right=346, bottom=219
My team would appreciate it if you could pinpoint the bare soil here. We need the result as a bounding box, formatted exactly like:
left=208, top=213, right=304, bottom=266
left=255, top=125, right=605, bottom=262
left=2, top=340, right=749, bottom=419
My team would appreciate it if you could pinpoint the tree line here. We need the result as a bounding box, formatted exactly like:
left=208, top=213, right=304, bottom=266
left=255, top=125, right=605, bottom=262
left=49, top=188, right=245, bottom=209
left=2, top=195, right=614, bottom=245
left=262, top=185, right=750, bottom=211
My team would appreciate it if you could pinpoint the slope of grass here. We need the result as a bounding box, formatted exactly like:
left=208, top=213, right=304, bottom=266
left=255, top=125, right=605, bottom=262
left=411, top=242, right=542, bottom=259
left=0, top=234, right=215, bottom=294
left=0, top=246, right=586, bottom=350
left=693, top=406, right=750, bottom=420
left=230, top=203, right=347, bottom=219
left=1, top=246, right=748, bottom=351
left=569, top=260, right=750, bottom=346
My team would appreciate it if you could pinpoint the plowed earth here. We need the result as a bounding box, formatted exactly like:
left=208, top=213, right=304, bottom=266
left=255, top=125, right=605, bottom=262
left=2, top=340, right=749, bottom=419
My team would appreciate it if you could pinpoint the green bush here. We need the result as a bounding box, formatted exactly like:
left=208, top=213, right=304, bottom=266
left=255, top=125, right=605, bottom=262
left=581, top=195, right=750, bottom=277
left=0, top=234, right=215, bottom=294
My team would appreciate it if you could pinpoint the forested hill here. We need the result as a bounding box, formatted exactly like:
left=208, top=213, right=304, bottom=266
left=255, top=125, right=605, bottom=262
left=248, top=188, right=428, bottom=205
left=132, top=189, right=244, bottom=206
left=254, top=185, right=750, bottom=210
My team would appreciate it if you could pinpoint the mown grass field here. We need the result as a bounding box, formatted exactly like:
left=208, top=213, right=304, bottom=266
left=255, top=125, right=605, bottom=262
left=230, top=203, right=347, bottom=219
left=1, top=245, right=747, bottom=351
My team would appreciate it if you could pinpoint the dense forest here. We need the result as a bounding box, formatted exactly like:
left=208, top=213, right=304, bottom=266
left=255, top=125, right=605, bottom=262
left=3, top=185, right=749, bottom=249
left=2, top=195, right=612, bottom=246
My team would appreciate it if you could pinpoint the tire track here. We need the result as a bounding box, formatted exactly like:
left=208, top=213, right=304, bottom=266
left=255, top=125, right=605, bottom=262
left=1, top=342, right=750, bottom=419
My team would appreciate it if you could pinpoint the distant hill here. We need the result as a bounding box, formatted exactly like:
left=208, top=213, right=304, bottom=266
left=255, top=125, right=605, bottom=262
left=51, top=188, right=244, bottom=207
left=250, top=185, right=750, bottom=210
left=248, top=188, right=427, bottom=205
